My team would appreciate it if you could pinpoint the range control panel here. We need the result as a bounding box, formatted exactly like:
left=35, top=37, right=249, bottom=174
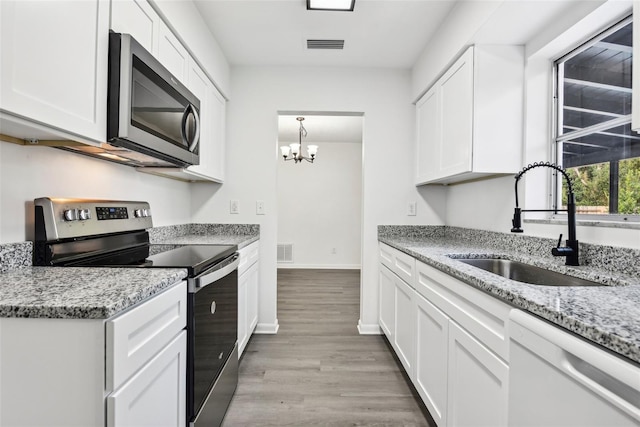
left=34, top=198, right=153, bottom=241
left=96, top=206, right=130, bottom=220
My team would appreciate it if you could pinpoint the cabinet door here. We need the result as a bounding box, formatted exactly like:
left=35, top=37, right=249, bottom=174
left=447, top=321, right=508, bottom=427
left=208, top=85, right=227, bottom=181
left=185, top=59, right=225, bottom=182
left=378, top=264, right=395, bottom=339
left=415, top=292, right=449, bottom=427
left=110, top=0, right=159, bottom=54
left=107, top=331, right=187, bottom=427
left=247, top=261, right=259, bottom=335
left=157, top=21, right=189, bottom=83
left=439, top=47, right=474, bottom=178
left=394, top=276, right=416, bottom=378
left=416, top=86, right=440, bottom=185
left=0, top=0, right=108, bottom=143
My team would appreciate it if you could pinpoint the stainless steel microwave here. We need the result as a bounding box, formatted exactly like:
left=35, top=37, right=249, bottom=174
left=102, top=32, right=200, bottom=167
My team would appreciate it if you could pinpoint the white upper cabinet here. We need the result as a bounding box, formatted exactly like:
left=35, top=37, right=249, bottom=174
left=415, top=45, right=524, bottom=185
left=157, top=21, right=189, bottom=83
left=183, top=59, right=226, bottom=182
left=110, top=0, right=159, bottom=53
left=0, top=0, right=109, bottom=144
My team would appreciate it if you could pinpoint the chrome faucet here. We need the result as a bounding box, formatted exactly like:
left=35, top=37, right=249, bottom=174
left=511, top=162, right=579, bottom=266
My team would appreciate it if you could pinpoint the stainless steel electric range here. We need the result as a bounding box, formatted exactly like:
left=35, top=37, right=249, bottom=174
left=33, top=197, right=238, bottom=427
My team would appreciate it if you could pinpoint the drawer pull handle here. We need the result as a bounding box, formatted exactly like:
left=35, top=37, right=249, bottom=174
left=210, top=301, right=216, bottom=314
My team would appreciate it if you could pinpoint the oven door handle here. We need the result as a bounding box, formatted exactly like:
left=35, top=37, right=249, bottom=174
left=192, top=254, right=240, bottom=291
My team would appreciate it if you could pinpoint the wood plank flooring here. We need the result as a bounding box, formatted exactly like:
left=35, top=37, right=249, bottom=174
left=222, top=269, right=435, bottom=427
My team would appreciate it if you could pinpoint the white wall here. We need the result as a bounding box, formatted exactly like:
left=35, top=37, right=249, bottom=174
left=0, top=141, right=191, bottom=244
left=191, top=65, right=447, bottom=335
left=277, top=140, right=362, bottom=269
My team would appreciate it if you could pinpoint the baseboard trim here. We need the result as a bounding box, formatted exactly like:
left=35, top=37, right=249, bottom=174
left=254, top=321, right=279, bottom=334
left=277, top=264, right=361, bottom=270
left=357, top=320, right=382, bottom=335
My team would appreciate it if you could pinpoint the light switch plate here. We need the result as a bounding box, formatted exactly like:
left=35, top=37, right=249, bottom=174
left=256, top=200, right=265, bottom=215
left=230, top=200, right=239, bottom=214
left=407, top=202, right=417, bottom=216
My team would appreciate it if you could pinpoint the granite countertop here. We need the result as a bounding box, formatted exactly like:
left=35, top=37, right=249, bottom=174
left=0, top=267, right=187, bottom=319
left=149, top=223, right=259, bottom=249
left=379, top=226, right=640, bottom=365
left=0, top=223, right=260, bottom=320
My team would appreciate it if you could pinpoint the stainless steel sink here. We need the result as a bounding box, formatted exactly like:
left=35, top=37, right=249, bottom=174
left=457, top=258, right=604, bottom=286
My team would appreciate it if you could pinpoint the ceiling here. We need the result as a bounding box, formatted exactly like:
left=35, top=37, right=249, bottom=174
left=278, top=114, right=363, bottom=143
left=193, top=0, right=457, bottom=68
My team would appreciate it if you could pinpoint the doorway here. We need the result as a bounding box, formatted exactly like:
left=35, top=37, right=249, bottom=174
left=276, top=112, right=363, bottom=270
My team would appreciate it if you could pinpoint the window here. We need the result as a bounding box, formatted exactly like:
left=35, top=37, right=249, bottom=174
left=555, top=16, right=640, bottom=218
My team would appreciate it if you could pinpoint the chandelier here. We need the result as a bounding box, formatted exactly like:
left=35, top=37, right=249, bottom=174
left=280, top=117, right=318, bottom=163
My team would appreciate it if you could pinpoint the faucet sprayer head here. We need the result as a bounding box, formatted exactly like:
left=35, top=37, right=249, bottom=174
left=511, top=207, right=523, bottom=233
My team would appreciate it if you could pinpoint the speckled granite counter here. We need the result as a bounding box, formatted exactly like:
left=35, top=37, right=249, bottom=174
left=149, top=223, right=259, bottom=248
left=0, top=223, right=258, bottom=319
left=379, top=226, right=640, bottom=365
left=0, top=267, right=187, bottom=319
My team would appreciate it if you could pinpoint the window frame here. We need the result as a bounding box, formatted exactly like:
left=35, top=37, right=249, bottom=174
left=552, top=14, right=639, bottom=223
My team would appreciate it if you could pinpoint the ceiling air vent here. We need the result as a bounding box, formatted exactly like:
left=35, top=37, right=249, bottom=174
left=307, top=39, right=345, bottom=50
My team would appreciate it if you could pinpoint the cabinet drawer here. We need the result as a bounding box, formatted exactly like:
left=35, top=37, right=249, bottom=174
left=379, top=242, right=415, bottom=285
left=106, top=281, right=187, bottom=392
left=238, top=241, right=259, bottom=276
left=416, top=261, right=511, bottom=361
left=107, top=330, right=186, bottom=427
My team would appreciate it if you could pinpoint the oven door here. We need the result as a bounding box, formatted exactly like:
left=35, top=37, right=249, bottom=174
left=188, top=253, right=239, bottom=426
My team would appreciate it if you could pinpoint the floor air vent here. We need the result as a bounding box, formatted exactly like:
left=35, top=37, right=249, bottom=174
left=277, top=243, right=294, bottom=263
left=307, top=39, right=345, bottom=50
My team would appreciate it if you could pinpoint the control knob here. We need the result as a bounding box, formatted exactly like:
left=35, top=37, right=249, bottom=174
left=143, top=208, right=151, bottom=217
left=78, top=209, right=91, bottom=221
left=134, top=209, right=143, bottom=218
left=63, top=209, right=78, bottom=221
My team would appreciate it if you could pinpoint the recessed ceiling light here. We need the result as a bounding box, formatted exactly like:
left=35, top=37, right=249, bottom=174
left=307, top=0, right=355, bottom=12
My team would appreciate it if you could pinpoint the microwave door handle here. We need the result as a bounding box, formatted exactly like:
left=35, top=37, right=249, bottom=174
left=190, top=106, right=200, bottom=152
left=181, top=104, right=200, bottom=152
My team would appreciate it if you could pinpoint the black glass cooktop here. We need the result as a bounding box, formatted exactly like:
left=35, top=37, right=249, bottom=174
left=147, top=244, right=236, bottom=275
left=69, top=243, right=237, bottom=277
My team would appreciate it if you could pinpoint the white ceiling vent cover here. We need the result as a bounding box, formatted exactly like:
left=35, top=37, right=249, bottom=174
left=307, top=39, right=345, bottom=50
left=277, top=243, right=294, bottom=263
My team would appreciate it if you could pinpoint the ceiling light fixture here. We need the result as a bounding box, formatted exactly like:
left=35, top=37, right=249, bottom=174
left=280, top=117, right=318, bottom=164
left=307, top=0, right=355, bottom=12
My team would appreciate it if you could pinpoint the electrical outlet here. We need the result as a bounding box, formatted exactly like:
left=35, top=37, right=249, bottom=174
left=331, top=247, right=337, bottom=254
left=256, top=200, right=265, bottom=215
left=407, top=201, right=417, bottom=216
left=230, top=200, right=239, bottom=214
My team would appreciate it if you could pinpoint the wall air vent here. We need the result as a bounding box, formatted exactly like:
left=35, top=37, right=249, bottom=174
left=277, top=243, right=294, bottom=263
left=307, top=39, right=345, bottom=50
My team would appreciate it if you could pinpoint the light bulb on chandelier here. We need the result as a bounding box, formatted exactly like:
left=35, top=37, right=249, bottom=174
left=280, top=117, right=317, bottom=163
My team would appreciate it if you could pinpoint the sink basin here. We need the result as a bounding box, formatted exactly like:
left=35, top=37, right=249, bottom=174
left=457, top=258, right=604, bottom=287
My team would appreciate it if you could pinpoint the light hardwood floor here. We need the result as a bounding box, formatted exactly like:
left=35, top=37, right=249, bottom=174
left=222, top=269, right=435, bottom=427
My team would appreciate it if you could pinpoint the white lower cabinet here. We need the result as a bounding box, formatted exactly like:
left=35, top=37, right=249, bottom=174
left=0, top=281, right=187, bottom=427
left=238, top=241, right=260, bottom=357
left=415, top=293, right=449, bottom=427
left=394, top=275, right=416, bottom=376
left=447, top=322, right=508, bottom=427
left=378, top=245, right=511, bottom=427
left=378, top=264, right=395, bottom=338
left=107, top=331, right=187, bottom=427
